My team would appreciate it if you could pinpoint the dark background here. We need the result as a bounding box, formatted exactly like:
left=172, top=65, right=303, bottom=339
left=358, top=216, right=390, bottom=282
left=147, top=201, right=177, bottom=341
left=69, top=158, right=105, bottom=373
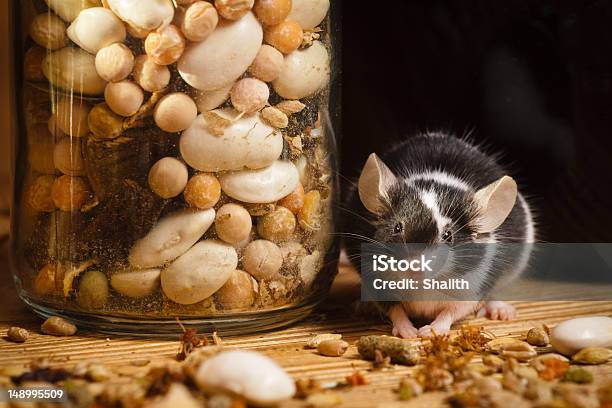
left=340, top=0, right=612, bottom=243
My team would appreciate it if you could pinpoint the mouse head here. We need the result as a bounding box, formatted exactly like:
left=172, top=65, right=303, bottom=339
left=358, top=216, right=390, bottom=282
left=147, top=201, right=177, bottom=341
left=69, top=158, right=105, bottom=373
left=358, top=153, right=518, bottom=245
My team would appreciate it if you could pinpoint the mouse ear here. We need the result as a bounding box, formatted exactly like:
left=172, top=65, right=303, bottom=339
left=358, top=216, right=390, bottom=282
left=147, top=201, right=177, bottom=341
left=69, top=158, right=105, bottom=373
left=473, top=175, right=518, bottom=233
left=358, top=153, right=397, bottom=214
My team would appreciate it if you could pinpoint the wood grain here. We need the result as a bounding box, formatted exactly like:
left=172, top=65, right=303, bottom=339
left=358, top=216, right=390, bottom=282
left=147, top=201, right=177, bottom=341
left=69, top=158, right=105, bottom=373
left=1, top=246, right=611, bottom=407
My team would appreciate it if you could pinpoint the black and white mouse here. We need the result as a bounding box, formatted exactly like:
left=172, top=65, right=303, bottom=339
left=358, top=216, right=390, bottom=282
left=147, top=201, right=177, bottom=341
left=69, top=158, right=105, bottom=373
left=343, top=132, right=536, bottom=338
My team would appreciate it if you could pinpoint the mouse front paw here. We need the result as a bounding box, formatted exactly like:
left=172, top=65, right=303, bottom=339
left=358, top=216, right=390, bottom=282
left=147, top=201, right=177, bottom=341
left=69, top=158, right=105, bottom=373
left=477, top=301, right=516, bottom=321
left=417, top=323, right=451, bottom=338
left=392, top=321, right=418, bottom=338
left=388, top=304, right=418, bottom=338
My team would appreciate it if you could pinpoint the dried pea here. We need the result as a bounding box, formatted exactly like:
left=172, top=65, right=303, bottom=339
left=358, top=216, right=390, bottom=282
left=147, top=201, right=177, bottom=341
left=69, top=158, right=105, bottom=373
left=317, top=339, right=348, bottom=357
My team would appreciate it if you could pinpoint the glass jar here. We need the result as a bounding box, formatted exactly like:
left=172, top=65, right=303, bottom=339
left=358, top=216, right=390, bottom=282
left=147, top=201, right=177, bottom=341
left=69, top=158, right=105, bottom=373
left=10, top=0, right=339, bottom=335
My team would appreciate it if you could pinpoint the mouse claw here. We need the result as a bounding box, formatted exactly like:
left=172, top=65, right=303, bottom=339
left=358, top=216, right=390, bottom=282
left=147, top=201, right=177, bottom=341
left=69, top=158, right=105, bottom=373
left=417, top=323, right=451, bottom=338
left=392, top=323, right=418, bottom=338
left=388, top=304, right=418, bottom=338
left=479, top=301, right=516, bottom=321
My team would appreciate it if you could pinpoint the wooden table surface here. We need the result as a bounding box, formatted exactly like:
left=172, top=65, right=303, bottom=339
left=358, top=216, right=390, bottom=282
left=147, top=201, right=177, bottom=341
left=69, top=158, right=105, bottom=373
left=1, top=242, right=611, bottom=407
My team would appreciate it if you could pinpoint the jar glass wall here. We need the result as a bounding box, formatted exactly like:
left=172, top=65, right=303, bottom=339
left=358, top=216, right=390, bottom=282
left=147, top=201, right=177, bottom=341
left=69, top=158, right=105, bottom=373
left=10, top=0, right=339, bottom=335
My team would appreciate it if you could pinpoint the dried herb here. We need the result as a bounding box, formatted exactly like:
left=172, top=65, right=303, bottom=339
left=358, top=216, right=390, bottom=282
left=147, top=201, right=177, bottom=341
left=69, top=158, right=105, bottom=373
left=372, top=349, right=392, bottom=370
left=176, top=319, right=209, bottom=361
left=538, top=359, right=569, bottom=381
left=295, top=378, right=323, bottom=398
left=396, top=378, right=423, bottom=401
left=12, top=368, right=71, bottom=385
left=416, top=331, right=477, bottom=391
left=345, top=371, right=368, bottom=386
left=454, top=325, right=493, bottom=352
left=212, top=331, right=223, bottom=346
left=145, top=365, right=187, bottom=397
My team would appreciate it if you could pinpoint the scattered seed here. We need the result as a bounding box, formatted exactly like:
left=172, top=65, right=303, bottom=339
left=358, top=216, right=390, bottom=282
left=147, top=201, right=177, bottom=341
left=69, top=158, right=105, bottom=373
left=499, top=341, right=537, bottom=361
left=572, top=347, right=612, bottom=365
left=317, top=339, right=348, bottom=357
left=306, top=333, right=342, bottom=349
left=212, top=331, right=223, bottom=346
left=305, top=392, right=343, bottom=408
left=7, top=327, right=30, bottom=343
left=397, top=378, right=422, bottom=400
left=41, top=316, right=77, bottom=336
left=130, top=359, right=150, bottom=367
left=526, top=326, right=549, bottom=347
left=562, top=367, right=593, bottom=384
left=86, top=363, right=112, bottom=382
left=482, top=354, right=504, bottom=372
left=357, top=335, right=420, bottom=365
left=485, top=337, right=524, bottom=353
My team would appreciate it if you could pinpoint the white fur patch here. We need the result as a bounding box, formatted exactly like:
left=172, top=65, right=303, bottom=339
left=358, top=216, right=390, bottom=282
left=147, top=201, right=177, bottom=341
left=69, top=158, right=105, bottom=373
left=418, top=189, right=452, bottom=233
left=406, top=171, right=470, bottom=191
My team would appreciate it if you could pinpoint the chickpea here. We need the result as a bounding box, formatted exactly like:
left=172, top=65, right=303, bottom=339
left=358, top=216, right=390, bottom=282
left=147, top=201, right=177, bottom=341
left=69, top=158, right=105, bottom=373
left=145, top=25, right=186, bottom=66
left=24, top=46, right=46, bottom=82
left=242, top=239, right=283, bottom=280
left=215, top=269, right=257, bottom=308
left=105, top=81, right=144, bottom=117
left=133, top=55, right=171, bottom=93
left=184, top=173, right=221, bottom=209
left=257, top=205, right=296, bottom=242
left=29, top=13, right=67, bottom=50
left=248, top=44, right=284, bottom=82
left=51, top=175, right=92, bottom=212
left=254, top=0, right=292, bottom=26
left=148, top=157, right=189, bottom=199
left=215, top=203, right=252, bottom=244
left=153, top=92, right=198, bottom=132
left=230, top=78, right=270, bottom=113
left=278, top=182, right=304, bottom=214
left=264, top=19, right=303, bottom=54
left=182, top=1, right=219, bottom=42
left=153, top=93, right=198, bottom=132
left=95, top=43, right=135, bottom=82
left=54, top=99, right=91, bottom=138
left=27, top=123, right=56, bottom=175
left=53, top=137, right=85, bottom=176
left=214, top=0, right=254, bottom=20
left=25, top=175, right=56, bottom=212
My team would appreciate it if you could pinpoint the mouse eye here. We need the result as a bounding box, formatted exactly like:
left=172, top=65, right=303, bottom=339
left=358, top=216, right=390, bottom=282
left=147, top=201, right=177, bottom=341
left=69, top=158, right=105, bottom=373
left=393, top=222, right=404, bottom=234
left=441, top=230, right=453, bottom=242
